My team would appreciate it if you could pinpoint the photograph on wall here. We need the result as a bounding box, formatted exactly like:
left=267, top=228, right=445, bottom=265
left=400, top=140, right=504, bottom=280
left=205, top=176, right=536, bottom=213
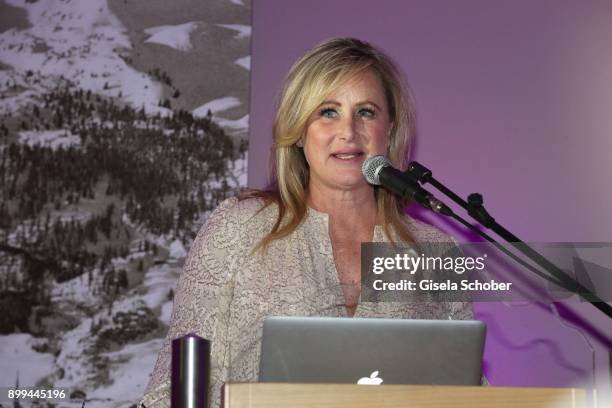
left=0, top=0, right=250, bottom=406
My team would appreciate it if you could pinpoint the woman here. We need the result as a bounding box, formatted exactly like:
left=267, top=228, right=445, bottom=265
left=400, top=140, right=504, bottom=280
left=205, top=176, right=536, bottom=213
left=139, top=37, right=474, bottom=408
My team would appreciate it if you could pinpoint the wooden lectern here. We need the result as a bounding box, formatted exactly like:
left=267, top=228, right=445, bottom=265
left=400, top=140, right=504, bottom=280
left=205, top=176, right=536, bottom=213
left=223, top=383, right=586, bottom=408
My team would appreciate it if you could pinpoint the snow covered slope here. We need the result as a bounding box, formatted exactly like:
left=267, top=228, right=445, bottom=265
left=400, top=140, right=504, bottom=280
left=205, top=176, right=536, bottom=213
left=0, top=0, right=166, bottom=115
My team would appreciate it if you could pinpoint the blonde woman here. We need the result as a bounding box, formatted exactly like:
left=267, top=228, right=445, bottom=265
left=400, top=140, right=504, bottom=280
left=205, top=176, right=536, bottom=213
left=139, top=37, right=474, bottom=408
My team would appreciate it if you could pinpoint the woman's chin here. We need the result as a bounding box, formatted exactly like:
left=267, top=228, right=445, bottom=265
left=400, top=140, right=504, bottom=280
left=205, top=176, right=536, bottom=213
left=329, top=176, right=372, bottom=191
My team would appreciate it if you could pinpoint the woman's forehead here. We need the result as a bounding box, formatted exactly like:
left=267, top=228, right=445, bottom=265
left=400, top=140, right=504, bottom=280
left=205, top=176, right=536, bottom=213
left=319, top=70, right=387, bottom=107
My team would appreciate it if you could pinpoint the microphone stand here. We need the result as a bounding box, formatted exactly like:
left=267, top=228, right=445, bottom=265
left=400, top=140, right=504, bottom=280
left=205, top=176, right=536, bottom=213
left=406, top=161, right=612, bottom=319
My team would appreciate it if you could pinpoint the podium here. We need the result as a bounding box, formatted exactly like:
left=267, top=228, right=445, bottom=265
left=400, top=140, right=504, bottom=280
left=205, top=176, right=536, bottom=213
left=223, top=383, right=586, bottom=407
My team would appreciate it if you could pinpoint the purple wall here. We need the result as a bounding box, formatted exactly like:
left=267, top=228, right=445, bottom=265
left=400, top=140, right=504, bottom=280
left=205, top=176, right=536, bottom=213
left=249, top=0, right=611, bottom=399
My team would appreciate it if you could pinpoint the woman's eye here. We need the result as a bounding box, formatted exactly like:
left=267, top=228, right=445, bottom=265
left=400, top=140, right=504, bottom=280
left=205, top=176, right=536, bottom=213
left=357, top=108, right=375, bottom=118
left=319, top=107, right=338, bottom=118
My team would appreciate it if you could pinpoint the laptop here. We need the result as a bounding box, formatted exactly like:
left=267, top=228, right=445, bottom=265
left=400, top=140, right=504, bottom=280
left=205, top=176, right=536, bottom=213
left=259, top=316, right=486, bottom=386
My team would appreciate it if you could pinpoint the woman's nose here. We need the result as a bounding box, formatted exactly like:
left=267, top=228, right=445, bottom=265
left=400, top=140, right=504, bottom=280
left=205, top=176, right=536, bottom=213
left=338, top=116, right=357, bottom=141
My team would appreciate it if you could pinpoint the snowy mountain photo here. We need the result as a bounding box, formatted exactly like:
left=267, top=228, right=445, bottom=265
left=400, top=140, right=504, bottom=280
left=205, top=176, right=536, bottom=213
left=0, top=0, right=251, bottom=406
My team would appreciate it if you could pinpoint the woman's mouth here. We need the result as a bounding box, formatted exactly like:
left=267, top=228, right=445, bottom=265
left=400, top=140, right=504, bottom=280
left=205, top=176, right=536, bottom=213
left=331, top=152, right=364, bottom=161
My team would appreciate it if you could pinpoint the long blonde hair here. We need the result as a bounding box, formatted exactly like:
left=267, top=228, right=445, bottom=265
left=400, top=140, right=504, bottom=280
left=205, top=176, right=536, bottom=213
left=243, top=37, right=417, bottom=249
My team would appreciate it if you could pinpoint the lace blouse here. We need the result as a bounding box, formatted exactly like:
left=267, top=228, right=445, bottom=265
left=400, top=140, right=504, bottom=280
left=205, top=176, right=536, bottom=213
left=139, top=197, right=474, bottom=408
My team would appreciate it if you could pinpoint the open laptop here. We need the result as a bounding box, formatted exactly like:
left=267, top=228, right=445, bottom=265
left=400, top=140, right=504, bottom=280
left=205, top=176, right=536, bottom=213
left=259, top=316, right=486, bottom=386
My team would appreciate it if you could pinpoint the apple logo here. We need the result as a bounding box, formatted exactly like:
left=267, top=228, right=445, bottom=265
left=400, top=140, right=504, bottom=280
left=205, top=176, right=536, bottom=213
left=357, top=370, right=383, bottom=385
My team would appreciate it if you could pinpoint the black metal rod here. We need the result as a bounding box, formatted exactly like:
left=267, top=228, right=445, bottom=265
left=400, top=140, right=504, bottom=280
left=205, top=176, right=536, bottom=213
left=447, top=211, right=567, bottom=288
left=407, top=161, right=612, bottom=319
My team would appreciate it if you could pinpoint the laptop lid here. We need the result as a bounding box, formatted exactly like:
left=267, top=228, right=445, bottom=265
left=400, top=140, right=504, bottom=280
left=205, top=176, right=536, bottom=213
left=259, top=316, right=486, bottom=386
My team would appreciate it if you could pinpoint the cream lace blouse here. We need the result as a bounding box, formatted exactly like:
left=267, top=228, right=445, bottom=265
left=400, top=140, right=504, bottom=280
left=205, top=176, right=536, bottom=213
left=139, top=197, right=474, bottom=408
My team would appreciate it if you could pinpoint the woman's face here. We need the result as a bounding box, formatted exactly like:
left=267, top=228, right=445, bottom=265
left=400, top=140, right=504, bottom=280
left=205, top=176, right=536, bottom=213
left=303, top=70, right=391, bottom=193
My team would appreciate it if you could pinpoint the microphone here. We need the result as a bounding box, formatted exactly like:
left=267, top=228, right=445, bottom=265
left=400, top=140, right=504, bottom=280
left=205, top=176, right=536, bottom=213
left=362, top=155, right=453, bottom=215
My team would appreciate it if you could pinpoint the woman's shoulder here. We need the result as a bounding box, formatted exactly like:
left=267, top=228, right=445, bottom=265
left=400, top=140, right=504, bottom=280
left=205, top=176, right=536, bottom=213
left=208, top=196, right=277, bottom=226
left=207, top=196, right=262, bottom=222
left=198, top=196, right=278, bottom=245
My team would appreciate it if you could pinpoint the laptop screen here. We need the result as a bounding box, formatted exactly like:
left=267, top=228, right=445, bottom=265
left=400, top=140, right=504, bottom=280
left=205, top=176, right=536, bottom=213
left=259, top=316, right=486, bottom=386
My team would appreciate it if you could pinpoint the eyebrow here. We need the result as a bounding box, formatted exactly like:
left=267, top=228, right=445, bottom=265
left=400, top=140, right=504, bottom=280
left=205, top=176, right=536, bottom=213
left=320, top=100, right=383, bottom=111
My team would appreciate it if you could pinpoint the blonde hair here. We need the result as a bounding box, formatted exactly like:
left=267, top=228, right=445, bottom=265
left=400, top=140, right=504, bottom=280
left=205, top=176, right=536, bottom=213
left=243, top=37, right=417, bottom=249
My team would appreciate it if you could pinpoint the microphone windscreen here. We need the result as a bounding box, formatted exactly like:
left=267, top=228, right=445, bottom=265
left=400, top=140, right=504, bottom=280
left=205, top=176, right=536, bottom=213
left=362, top=155, right=390, bottom=185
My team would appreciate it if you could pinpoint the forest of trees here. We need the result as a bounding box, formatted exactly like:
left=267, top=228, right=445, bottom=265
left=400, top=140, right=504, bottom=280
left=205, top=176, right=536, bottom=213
left=0, top=85, right=246, bottom=326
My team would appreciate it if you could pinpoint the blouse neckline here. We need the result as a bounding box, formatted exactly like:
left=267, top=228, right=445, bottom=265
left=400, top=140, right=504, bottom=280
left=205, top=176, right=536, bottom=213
left=304, top=205, right=389, bottom=317
left=305, top=205, right=386, bottom=242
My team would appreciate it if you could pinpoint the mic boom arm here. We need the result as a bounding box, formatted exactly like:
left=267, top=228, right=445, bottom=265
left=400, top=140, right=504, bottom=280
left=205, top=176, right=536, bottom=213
left=406, top=161, right=612, bottom=319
